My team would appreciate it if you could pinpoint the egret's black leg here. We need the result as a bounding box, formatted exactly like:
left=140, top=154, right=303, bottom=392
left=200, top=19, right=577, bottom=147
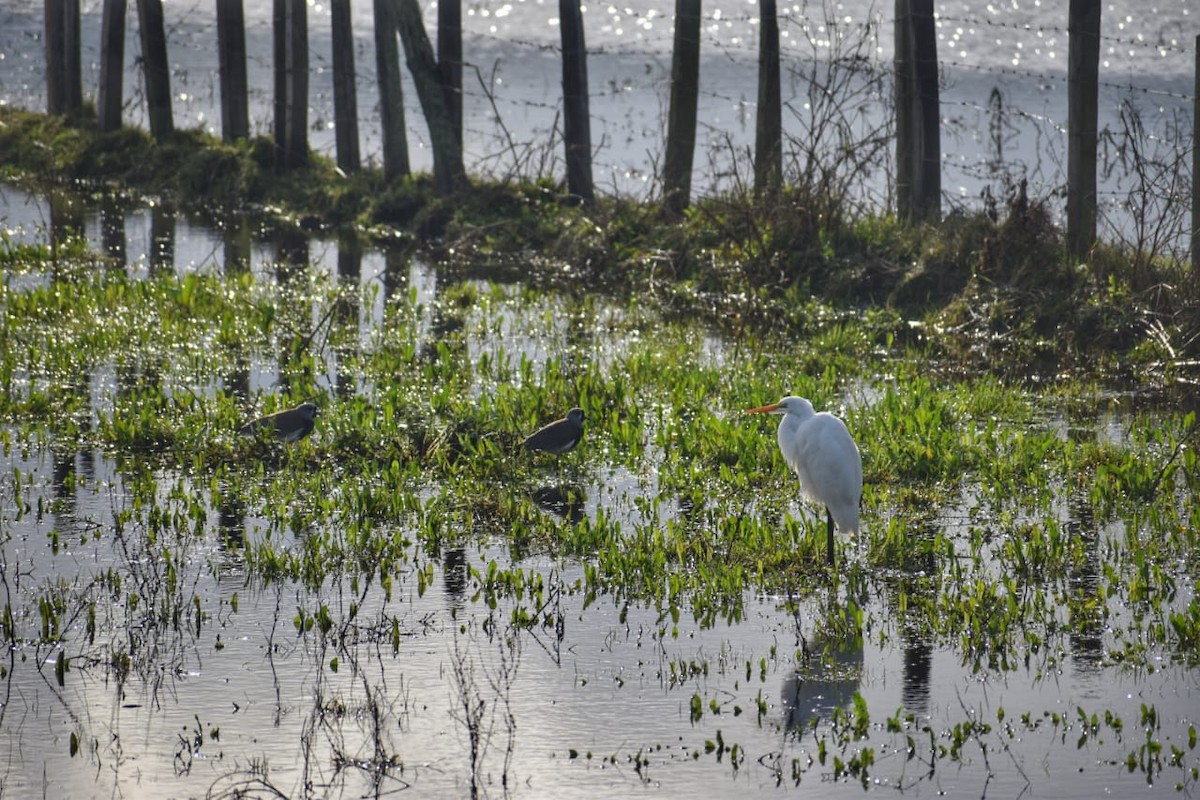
left=825, top=507, right=835, bottom=566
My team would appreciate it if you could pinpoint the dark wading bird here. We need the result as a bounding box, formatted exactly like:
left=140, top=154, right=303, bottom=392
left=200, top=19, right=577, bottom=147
left=521, top=408, right=586, bottom=455
left=747, top=396, right=862, bottom=566
left=239, top=402, right=319, bottom=443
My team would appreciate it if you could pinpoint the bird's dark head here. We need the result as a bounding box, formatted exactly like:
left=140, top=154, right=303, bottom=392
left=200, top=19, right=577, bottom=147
left=566, top=407, right=585, bottom=425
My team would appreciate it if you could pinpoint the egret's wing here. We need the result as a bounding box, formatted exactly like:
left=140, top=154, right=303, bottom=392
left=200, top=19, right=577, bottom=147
left=797, top=416, right=860, bottom=500
left=792, top=415, right=862, bottom=531
left=777, top=413, right=807, bottom=477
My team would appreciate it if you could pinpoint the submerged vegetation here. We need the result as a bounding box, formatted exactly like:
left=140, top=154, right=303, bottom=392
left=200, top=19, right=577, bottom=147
left=1, top=104, right=1199, bottom=796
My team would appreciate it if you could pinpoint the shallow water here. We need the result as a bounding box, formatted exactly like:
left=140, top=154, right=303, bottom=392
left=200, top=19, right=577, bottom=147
left=2, top=439, right=1197, bottom=798
left=2, top=185, right=1199, bottom=798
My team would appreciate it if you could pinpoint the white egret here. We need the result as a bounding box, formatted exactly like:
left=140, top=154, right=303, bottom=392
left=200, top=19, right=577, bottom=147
left=239, top=402, right=319, bottom=443
left=747, top=396, right=862, bottom=565
left=521, top=408, right=586, bottom=455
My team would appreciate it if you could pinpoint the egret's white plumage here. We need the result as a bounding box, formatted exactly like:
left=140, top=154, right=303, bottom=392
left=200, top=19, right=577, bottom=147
left=748, top=395, right=862, bottom=563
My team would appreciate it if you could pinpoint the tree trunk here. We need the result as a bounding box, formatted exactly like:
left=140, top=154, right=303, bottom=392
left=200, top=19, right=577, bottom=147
left=330, top=0, right=361, bottom=172
left=754, top=0, right=781, bottom=196
left=374, top=0, right=410, bottom=179
left=1193, top=34, right=1200, bottom=276
left=273, top=0, right=286, bottom=155
left=283, top=0, right=309, bottom=168
left=1067, top=0, right=1101, bottom=260
left=664, top=0, right=701, bottom=215
left=894, top=0, right=939, bottom=220
left=394, top=0, right=466, bottom=195
left=272, top=0, right=310, bottom=168
left=894, top=0, right=913, bottom=215
left=437, top=0, right=463, bottom=147
left=97, top=0, right=127, bottom=132
left=559, top=0, right=594, bottom=204
left=45, top=0, right=65, bottom=114
left=137, top=0, right=174, bottom=139
left=216, top=0, right=250, bottom=141
left=911, top=0, right=940, bottom=219
left=63, top=0, right=83, bottom=112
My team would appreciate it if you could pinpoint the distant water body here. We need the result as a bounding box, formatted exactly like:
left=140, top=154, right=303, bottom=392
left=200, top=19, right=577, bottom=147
left=0, top=1, right=1193, bottom=240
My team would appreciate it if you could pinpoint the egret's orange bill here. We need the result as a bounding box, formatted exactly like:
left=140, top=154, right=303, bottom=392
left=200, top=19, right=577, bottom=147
left=746, top=403, right=781, bottom=414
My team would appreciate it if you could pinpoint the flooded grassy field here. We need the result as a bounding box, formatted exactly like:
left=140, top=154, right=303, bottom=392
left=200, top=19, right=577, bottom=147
left=1, top=192, right=1198, bottom=798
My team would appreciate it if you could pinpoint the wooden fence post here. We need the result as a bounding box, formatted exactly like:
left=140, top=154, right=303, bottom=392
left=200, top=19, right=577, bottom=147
left=97, top=0, right=127, bottom=132
left=1191, top=33, right=1199, bottom=275
left=45, top=0, right=65, bottom=114
left=438, top=0, right=463, bottom=147
left=331, top=0, right=361, bottom=172
left=894, top=0, right=940, bottom=221
left=216, top=0, right=250, bottom=141
left=754, top=0, right=781, bottom=196
left=912, top=0, right=940, bottom=219
left=45, top=0, right=84, bottom=115
left=137, top=0, right=174, bottom=139
left=374, top=0, right=410, bottom=180
left=1067, top=0, right=1100, bottom=261
left=285, top=0, right=309, bottom=168
left=64, top=0, right=83, bottom=112
left=559, top=0, right=594, bottom=203
left=273, top=0, right=309, bottom=168
left=273, top=0, right=286, bottom=155
left=664, top=0, right=701, bottom=215
left=894, top=0, right=913, bottom=215
left=394, top=0, right=466, bottom=195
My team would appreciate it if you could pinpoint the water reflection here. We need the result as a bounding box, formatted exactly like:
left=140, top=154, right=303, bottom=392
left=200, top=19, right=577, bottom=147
left=899, top=517, right=936, bottom=715
left=50, top=448, right=80, bottom=540
left=226, top=347, right=251, bottom=402
left=1067, top=490, right=1104, bottom=675
left=334, top=236, right=362, bottom=399
left=216, top=493, right=248, bottom=564
left=901, top=634, right=933, bottom=715
left=530, top=483, right=587, bottom=523
left=781, top=631, right=864, bottom=732
left=99, top=196, right=126, bottom=264
left=381, top=244, right=411, bottom=307
left=149, top=203, right=175, bottom=275
left=274, top=226, right=309, bottom=284
left=442, top=545, right=469, bottom=604
left=220, top=211, right=250, bottom=275
left=49, top=189, right=83, bottom=248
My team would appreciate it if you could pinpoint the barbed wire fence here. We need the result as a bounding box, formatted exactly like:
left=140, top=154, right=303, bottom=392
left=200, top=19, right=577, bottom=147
left=0, top=2, right=1193, bottom=257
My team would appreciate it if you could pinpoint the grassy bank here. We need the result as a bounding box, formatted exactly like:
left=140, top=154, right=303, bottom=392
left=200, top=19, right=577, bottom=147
left=1, top=106, right=1197, bottom=384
